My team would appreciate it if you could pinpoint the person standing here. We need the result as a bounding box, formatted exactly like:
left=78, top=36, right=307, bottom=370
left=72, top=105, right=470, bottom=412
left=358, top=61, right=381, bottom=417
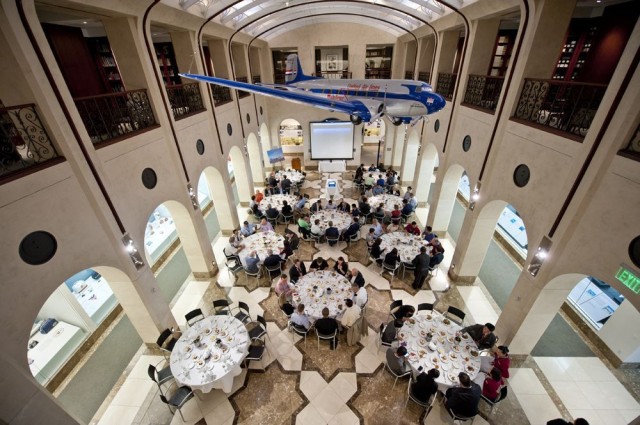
left=411, top=246, right=431, bottom=290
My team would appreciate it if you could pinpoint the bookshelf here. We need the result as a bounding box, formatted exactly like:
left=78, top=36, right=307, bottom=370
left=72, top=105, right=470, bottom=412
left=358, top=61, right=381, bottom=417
left=154, top=42, right=181, bottom=86
left=365, top=45, right=393, bottom=79
left=87, top=37, right=124, bottom=93
left=553, top=19, right=599, bottom=81
left=488, top=30, right=516, bottom=77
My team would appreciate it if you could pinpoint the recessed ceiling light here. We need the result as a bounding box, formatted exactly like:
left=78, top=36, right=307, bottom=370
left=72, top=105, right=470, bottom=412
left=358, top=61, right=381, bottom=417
left=83, top=21, right=88, bottom=24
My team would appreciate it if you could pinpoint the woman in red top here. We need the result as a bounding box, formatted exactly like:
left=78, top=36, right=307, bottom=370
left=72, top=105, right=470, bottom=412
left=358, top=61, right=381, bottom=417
left=492, top=346, right=510, bottom=378
left=391, top=204, right=402, bottom=224
left=482, top=368, right=504, bottom=401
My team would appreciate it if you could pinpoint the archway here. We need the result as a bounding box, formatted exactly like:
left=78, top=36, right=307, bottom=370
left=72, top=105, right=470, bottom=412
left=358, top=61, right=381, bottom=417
left=413, top=143, right=438, bottom=206
left=260, top=122, right=271, bottom=170
left=246, top=132, right=264, bottom=185
left=201, top=166, right=239, bottom=233
left=401, top=128, right=421, bottom=186
left=196, top=172, right=220, bottom=241
left=431, top=163, right=466, bottom=234
left=229, top=145, right=253, bottom=205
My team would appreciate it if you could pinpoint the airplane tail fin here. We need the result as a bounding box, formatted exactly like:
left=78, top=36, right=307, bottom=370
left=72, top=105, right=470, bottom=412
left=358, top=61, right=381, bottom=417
left=285, top=54, right=318, bottom=84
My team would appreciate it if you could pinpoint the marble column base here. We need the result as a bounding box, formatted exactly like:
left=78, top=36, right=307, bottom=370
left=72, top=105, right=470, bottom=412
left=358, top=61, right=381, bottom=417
left=447, top=267, right=477, bottom=284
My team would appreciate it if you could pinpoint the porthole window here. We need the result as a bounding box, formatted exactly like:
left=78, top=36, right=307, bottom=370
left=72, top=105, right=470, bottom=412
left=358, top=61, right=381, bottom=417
left=227, top=123, right=233, bottom=136
left=513, top=164, right=530, bottom=188
left=196, top=139, right=205, bottom=155
left=629, top=236, right=640, bottom=269
left=462, top=135, right=471, bottom=152
left=19, top=231, right=57, bottom=265
left=246, top=113, right=251, bottom=124
left=434, top=119, right=440, bottom=133
left=141, top=168, right=157, bottom=189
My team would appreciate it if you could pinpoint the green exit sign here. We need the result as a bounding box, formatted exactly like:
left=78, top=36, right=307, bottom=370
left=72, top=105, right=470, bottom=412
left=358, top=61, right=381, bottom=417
left=616, top=266, right=640, bottom=294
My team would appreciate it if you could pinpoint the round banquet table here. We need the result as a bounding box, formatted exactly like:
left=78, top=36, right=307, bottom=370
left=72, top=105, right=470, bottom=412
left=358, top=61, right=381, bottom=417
left=170, top=315, right=250, bottom=393
left=368, top=194, right=404, bottom=214
left=236, top=231, right=285, bottom=267
left=292, top=270, right=353, bottom=320
left=310, top=210, right=353, bottom=233
left=379, top=232, right=431, bottom=263
left=259, top=194, right=298, bottom=213
left=398, top=311, right=481, bottom=390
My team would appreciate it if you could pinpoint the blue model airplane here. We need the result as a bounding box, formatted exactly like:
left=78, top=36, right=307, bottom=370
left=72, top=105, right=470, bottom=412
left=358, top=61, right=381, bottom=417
left=180, top=54, right=446, bottom=125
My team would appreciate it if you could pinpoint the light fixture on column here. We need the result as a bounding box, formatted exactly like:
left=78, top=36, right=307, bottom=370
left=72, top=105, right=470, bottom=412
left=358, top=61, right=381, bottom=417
left=469, top=182, right=481, bottom=211
left=187, top=183, right=199, bottom=210
left=528, top=236, right=553, bottom=277
left=122, top=234, right=145, bottom=270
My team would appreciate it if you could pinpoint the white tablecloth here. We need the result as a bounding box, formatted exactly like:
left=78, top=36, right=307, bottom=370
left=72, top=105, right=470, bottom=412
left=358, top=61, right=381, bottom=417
left=273, top=169, right=304, bottom=185
left=368, top=194, right=404, bottom=214
left=259, top=194, right=298, bottom=213
left=400, top=311, right=481, bottom=390
left=292, top=271, right=353, bottom=320
left=170, top=315, right=249, bottom=393
left=236, top=231, right=285, bottom=266
left=311, top=211, right=353, bottom=233
left=379, top=232, right=431, bottom=263
left=319, top=160, right=346, bottom=173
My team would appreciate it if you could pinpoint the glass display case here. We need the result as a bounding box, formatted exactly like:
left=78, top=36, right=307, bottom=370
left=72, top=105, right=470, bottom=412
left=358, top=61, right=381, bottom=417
left=568, top=276, right=624, bottom=330
left=64, top=269, right=117, bottom=324
left=144, top=205, right=178, bottom=264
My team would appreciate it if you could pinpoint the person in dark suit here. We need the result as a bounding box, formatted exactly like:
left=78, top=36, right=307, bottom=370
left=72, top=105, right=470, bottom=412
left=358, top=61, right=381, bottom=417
left=336, top=199, right=350, bottom=213
left=280, top=176, right=292, bottom=194
left=384, top=248, right=400, bottom=268
left=370, top=238, right=385, bottom=265
left=401, top=198, right=414, bottom=216
left=341, top=218, right=360, bottom=241
left=411, top=246, right=431, bottom=290
left=333, top=257, right=349, bottom=276
left=411, top=368, right=440, bottom=403
left=359, top=197, right=371, bottom=216
left=285, top=228, right=300, bottom=250
left=263, top=249, right=284, bottom=269
left=315, top=307, right=339, bottom=349
left=348, top=268, right=365, bottom=288
left=309, top=256, right=329, bottom=271
left=324, top=221, right=340, bottom=246
left=460, top=323, right=497, bottom=350
left=445, top=372, right=482, bottom=418
left=289, top=259, right=307, bottom=283
left=265, top=204, right=279, bottom=221
left=310, top=199, right=323, bottom=213
left=281, top=200, right=293, bottom=217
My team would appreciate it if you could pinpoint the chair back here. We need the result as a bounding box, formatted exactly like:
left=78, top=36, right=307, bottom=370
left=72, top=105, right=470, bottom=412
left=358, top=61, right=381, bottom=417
left=389, top=299, right=403, bottom=318
left=446, top=306, right=466, bottom=324
left=213, top=299, right=230, bottom=313
left=497, top=385, right=508, bottom=402
left=148, top=364, right=158, bottom=383
left=417, top=303, right=434, bottom=312
left=238, top=301, right=250, bottom=313
left=257, top=315, right=267, bottom=328
left=157, top=328, right=173, bottom=348
left=185, top=308, right=204, bottom=326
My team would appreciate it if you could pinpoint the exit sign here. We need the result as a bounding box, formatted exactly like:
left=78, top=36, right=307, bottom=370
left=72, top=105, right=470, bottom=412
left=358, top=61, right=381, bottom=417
left=616, top=266, right=640, bottom=294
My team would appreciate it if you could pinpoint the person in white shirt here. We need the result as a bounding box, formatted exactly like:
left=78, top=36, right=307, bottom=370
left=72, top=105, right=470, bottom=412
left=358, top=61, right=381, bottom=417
left=403, top=187, right=413, bottom=201
left=240, top=221, right=256, bottom=237
left=371, top=218, right=383, bottom=238
left=226, top=229, right=244, bottom=255
left=339, top=298, right=361, bottom=328
left=290, top=303, right=311, bottom=330
left=351, top=283, right=368, bottom=309
left=311, top=219, right=324, bottom=237
left=325, top=199, right=337, bottom=210
left=409, top=193, right=418, bottom=210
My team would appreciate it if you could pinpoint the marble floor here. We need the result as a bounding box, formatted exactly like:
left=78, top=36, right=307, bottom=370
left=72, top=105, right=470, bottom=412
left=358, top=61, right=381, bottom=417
left=90, top=171, right=639, bottom=425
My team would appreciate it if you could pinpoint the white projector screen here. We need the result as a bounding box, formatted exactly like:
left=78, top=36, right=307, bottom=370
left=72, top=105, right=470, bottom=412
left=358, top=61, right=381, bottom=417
left=310, top=121, right=354, bottom=160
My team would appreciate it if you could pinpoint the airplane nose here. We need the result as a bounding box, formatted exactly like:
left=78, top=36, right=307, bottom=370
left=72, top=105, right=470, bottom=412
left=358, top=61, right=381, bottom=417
left=432, top=94, right=446, bottom=113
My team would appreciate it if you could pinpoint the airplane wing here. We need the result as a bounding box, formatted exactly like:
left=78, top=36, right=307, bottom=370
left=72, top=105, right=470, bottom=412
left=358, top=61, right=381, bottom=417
left=180, top=73, right=375, bottom=121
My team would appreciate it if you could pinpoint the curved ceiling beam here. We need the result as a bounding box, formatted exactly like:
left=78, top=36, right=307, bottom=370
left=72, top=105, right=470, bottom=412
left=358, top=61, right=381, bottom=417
left=260, top=16, right=404, bottom=40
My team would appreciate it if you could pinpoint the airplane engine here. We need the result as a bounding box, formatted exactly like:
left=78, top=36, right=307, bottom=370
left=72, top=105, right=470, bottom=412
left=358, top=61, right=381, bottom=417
left=350, top=100, right=385, bottom=125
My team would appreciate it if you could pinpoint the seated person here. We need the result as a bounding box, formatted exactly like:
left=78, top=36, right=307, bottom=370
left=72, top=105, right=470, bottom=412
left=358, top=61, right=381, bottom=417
left=341, top=218, right=361, bottom=241
left=336, top=199, right=350, bottom=213
left=405, top=221, right=421, bottom=236
left=429, top=251, right=444, bottom=269
left=385, top=222, right=401, bottom=233
left=376, top=175, right=386, bottom=187
left=386, top=345, right=410, bottom=375
left=381, top=319, right=403, bottom=344
left=339, top=298, right=361, bottom=328
left=371, top=218, right=383, bottom=238
left=240, top=220, right=256, bottom=237
left=263, top=249, right=284, bottom=270
left=348, top=268, right=365, bottom=287
left=359, top=197, right=371, bottom=216
left=395, top=305, right=415, bottom=321
left=429, top=237, right=445, bottom=254
left=289, top=258, right=307, bottom=283
left=383, top=248, right=400, bottom=268
left=310, top=199, right=323, bottom=213
left=445, top=373, right=482, bottom=418
left=315, top=307, right=339, bottom=349
left=409, top=193, right=418, bottom=210
left=374, top=203, right=386, bottom=220
left=351, top=283, right=368, bottom=309
left=482, top=368, right=504, bottom=401
left=370, top=238, right=385, bottom=262
left=403, top=187, right=413, bottom=201
left=275, top=274, right=294, bottom=297
left=324, top=221, right=340, bottom=245
left=309, top=256, right=329, bottom=271
left=411, top=368, right=440, bottom=404
left=254, top=189, right=264, bottom=203
left=260, top=217, right=274, bottom=233
left=333, top=257, right=349, bottom=276
left=390, top=204, right=402, bottom=224
left=297, top=215, right=311, bottom=238
left=290, top=303, right=311, bottom=330
left=364, top=173, right=375, bottom=188
left=401, top=199, right=414, bottom=216
left=311, top=219, right=324, bottom=237
left=350, top=204, right=360, bottom=217
left=365, top=227, right=376, bottom=247
left=265, top=204, right=279, bottom=221
left=280, top=239, right=294, bottom=259
left=294, top=195, right=307, bottom=214
left=325, top=199, right=337, bottom=210
left=422, top=226, right=437, bottom=242
left=281, top=200, right=293, bottom=217
left=372, top=184, right=384, bottom=195
left=460, top=323, right=497, bottom=350
left=251, top=201, right=263, bottom=218
left=244, top=251, right=261, bottom=274
left=285, top=228, right=300, bottom=250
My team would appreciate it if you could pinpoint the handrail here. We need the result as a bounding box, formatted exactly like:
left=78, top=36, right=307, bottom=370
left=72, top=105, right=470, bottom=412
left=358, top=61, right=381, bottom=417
left=462, top=74, right=505, bottom=113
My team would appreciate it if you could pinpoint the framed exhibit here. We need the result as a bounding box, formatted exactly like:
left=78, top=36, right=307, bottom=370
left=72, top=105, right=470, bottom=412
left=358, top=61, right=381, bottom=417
left=326, top=54, right=338, bottom=71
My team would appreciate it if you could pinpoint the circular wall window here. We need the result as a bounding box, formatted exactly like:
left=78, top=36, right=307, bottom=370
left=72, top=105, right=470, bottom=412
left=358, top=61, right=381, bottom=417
left=246, top=113, right=251, bottom=124
left=462, top=135, right=471, bottom=152
left=19, top=231, right=57, bottom=265
left=141, top=168, right=157, bottom=189
left=513, top=164, right=531, bottom=188
left=196, top=139, right=205, bottom=155
left=259, top=106, right=263, bottom=116
left=629, top=236, right=640, bottom=269
left=434, top=119, right=440, bottom=133
left=227, top=123, right=233, bottom=136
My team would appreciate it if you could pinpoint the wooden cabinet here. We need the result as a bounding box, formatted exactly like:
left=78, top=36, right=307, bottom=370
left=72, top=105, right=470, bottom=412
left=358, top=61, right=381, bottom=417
left=154, top=42, right=181, bottom=86
left=87, top=37, right=124, bottom=93
left=553, top=19, right=598, bottom=81
left=488, top=30, right=516, bottom=77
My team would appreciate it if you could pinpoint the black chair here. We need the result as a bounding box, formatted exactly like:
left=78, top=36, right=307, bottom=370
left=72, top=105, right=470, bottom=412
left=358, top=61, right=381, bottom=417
left=159, top=383, right=195, bottom=422
left=226, top=258, right=244, bottom=279
left=244, top=265, right=263, bottom=284
left=417, top=303, right=434, bottom=313
left=223, top=248, right=240, bottom=263
left=389, top=299, right=403, bottom=321
left=245, top=342, right=266, bottom=370
left=445, top=306, right=466, bottom=325
left=156, top=328, right=177, bottom=360
left=185, top=308, right=205, bottom=327
left=147, top=364, right=173, bottom=394
left=381, top=261, right=400, bottom=281
left=265, top=263, right=282, bottom=279
left=401, top=261, right=416, bottom=279
left=233, top=301, right=251, bottom=324
left=325, top=235, right=340, bottom=246
left=404, top=379, right=438, bottom=417
left=289, top=321, right=309, bottom=347
left=481, top=385, right=508, bottom=415
left=377, top=323, right=393, bottom=353
left=249, top=315, right=269, bottom=342
left=213, top=299, right=231, bottom=315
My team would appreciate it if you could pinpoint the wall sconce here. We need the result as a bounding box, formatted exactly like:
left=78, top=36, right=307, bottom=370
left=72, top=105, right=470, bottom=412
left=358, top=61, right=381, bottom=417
left=528, top=236, right=553, bottom=277
left=122, top=234, right=145, bottom=270
left=469, top=182, right=481, bottom=211
left=187, top=183, right=198, bottom=210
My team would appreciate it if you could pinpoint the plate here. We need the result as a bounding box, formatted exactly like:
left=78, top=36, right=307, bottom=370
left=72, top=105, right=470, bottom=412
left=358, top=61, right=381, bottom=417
left=398, top=332, right=406, bottom=339
left=447, top=335, right=455, bottom=344
left=428, top=342, right=437, bottom=351
left=466, top=365, right=476, bottom=374
left=448, top=373, right=459, bottom=383
left=469, top=350, right=479, bottom=358
left=195, top=360, right=206, bottom=369
left=184, top=345, right=192, bottom=353
left=203, top=328, right=212, bottom=335
left=418, top=349, right=427, bottom=357
left=419, top=330, right=428, bottom=337
left=211, top=353, right=221, bottom=361
left=418, top=338, right=427, bottom=347
left=425, top=315, right=433, bottom=321
left=450, top=352, right=458, bottom=360
left=226, top=336, right=234, bottom=342
left=442, top=318, right=451, bottom=326
left=187, top=362, right=195, bottom=369
left=452, top=345, right=461, bottom=353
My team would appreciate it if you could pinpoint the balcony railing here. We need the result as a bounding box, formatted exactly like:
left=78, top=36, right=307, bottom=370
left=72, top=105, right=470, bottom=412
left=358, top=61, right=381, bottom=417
left=436, top=73, right=457, bottom=100
left=1, top=103, right=60, bottom=179
left=252, top=75, right=261, bottom=84
left=236, top=77, right=250, bottom=98
left=365, top=68, right=391, bottom=79
left=513, top=79, right=607, bottom=139
left=211, top=85, right=233, bottom=106
left=166, top=83, right=205, bottom=120
left=74, top=89, right=157, bottom=145
left=619, top=124, right=640, bottom=161
left=462, top=74, right=505, bottom=113
left=313, top=71, right=352, bottom=79
left=418, top=72, right=431, bottom=84
left=405, top=71, right=414, bottom=80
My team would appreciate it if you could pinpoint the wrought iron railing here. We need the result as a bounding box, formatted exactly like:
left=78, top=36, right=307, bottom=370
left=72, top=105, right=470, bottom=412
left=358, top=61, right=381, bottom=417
left=74, top=89, right=157, bottom=145
left=1, top=103, right=60, bottom=178
left=619, top=123, right=640, bottom=161
left=252, top=75, right=261, bottom=84
left=436, top=73, right=457, bottom=100
left=166, top=83, right=205, bottom=120
left=514, top=78, right=607, bottom=139
left=211, top=85, right=233, bottom=106
left=418, top=72, right=431, bottom=83
left=365, top=68, right=391, bottom=79
left=236, top=77, right=250, bottom=98
left=462, top=74, right=505, bottom=112
left=313, top=71, right=352, bottom=79
left=405, top=71, right=414, bottom=80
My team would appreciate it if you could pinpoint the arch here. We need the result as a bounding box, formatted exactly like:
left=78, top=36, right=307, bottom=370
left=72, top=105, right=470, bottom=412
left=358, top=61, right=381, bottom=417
left=201, top=166, right=239, bottom=232
left=246, top=132, right=265, bottom=185
left=260, top=122, right=272, bottom=169
left=401, top=127, right=421, bottom=186
left=229, top=145, right=253, bottom=204
left=431, top=163, right=466, bottom=232
left=413, top=142, right=438, bottom=205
